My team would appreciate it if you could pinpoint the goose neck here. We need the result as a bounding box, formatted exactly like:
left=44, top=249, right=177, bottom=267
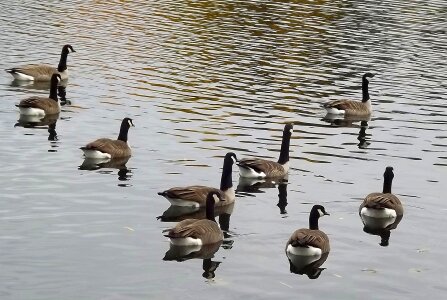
left=220, top=159, right=233, bottom=191
left=117, top=122, right=129, bottom=142
left=49, top=79, right=59, bottom=102
left=277, top=132, right=291, bottom=165
left=362, top=77, right=370, bottom=102
left=57, top=50, right=68, bottom=72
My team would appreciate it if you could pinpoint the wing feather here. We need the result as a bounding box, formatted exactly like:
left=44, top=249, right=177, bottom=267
left=287, top=229, right=330, bottom=253
left=81, top=138, right=131, bottom=158
left=238, top=158, right=286, bottom=177
left=17, top=97, right=59, bottom=114
left=361, top=193, right=403, bottom=215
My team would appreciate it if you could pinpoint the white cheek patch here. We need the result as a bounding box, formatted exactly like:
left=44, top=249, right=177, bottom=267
left=231, top=156, right=237, bottom=163
left=318, top=209, right=324, bottom=217
left=289, top=129, right=293, bottom=134
left=212, top=194, right=220, bottom=203
left=128, top=120, right=133, bottom=127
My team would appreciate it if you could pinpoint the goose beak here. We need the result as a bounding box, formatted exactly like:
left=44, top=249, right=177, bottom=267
left=324, top=212, right=330, bottom=216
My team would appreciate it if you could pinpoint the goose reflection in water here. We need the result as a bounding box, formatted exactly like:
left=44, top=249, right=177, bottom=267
left=322, top=114, right=371, bottom=149
left=15, top=114, right=59, bottom=143
left=361, top=214, right=403, bottom=247
left=287, top=252, right=329, bottom=279
left=237, top=177, right=288, bottom=215
left=78, top=156, right=132, bottom=183
left=163, top=241, right=223, bottom=280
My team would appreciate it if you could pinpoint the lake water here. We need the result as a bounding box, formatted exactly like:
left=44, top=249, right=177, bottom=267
left=0, top=1, right=446, bottom=299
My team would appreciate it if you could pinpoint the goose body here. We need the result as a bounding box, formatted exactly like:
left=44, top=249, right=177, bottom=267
left=16, top=74, right=61, bottom=116
left=286, top=205, right=330, bottom=258
left=6, top=45, right=75, bottom=81
left=360, top=166, right=403, bottom=219
left=164, top=192, right=224, bottom=246
left=323, top=73, right=374, bottom=116
left=158, top=152, right=237, bottom=207
left=80, top=118, right=134, bottom=159
left=238, top=124, right=293, bottom=178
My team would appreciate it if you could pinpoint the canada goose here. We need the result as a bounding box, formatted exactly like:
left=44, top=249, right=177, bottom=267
left=286, top=205, right=330, bottom=257
left=359, top=166, right=403, bottom=219
left=80, top=118, right=135, bottom=159
left=323, top=73, right=375, bottom=116
left=6, top=45, right=75, bottom=81
left=16, top=74, right=61, bottom=116
left=158, top=152, right=237, bottom=207
left=163, top=191, right=224, bottom=246
left=237, top=123, right=293, bottom=178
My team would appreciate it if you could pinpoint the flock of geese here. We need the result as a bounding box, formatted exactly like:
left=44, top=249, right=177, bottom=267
left=7, top=45, right=404, bottom=279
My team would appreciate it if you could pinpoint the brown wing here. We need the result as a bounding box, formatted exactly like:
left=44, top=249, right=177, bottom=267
left=82, top=138, right=131, bottom=158
left=12, top=64, right=57, bottom=81
left=166, top=219, right=223, bottom=244
left=238, top=158, right=286, bottom=177
left=287, top=229, right=330, bottom=253
left=324, top=100, right=369, bottom=115
left=159, top=186, right=223, bottom=206
left=361, top=193, right=403, bottom=215
left=17, top=97, right=60, bottom=114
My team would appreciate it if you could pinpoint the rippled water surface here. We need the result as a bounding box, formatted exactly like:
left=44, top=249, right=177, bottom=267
left=0, top=1, right=446, bottom=299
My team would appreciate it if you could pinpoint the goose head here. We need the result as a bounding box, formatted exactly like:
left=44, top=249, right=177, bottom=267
left=224, top=152, right=238, bottom=165
left=62, top=44, right=76, bottom=54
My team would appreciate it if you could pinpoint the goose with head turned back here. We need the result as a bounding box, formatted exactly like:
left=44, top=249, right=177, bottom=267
left=360, top=166, right=403, bottom=219
left=6, top=44, right=75, bottom=81
left=237, top=123, right=293, bottom=178
left=163, top=191, right=224, bottom=246
left=323, top=73, right=375, bottom=116
left=286, top=205, right=330, bottom=257
left=16, top=73, right=61, bottom=116
left=80, top=118, right=135, bottom=159
left=158, top=152, right=237, bottom=207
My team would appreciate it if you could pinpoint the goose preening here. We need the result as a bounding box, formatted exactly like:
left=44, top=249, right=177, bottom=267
left=286, top=205, right=330, bottom=258
left=323, top=73, right=375, bottom=116
left=6, top=44, right=75, bottom=81
left=158, top=152, right=237, bottom=207
left=163, top=191, right=224, bottom=246
left=237, top=123, right=293, bottom=179
left=80, top=118, right=134, bottom=159
left=15, top=74, right=61, bottom=116
left=359, top=166, right=404, bottom=219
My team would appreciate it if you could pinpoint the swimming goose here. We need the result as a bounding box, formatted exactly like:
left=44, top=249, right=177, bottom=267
left=6, top=44, right=75, bottom=81
left=80, top=118, right=134, bottom=159
left=163, top=191, right=224, bottom=246
left=237, top=123, right=293, bottom=178
left=360, top=166, right=403, bottom=219
left=158, top=152, right=237, bottom=207
left=286, top=205, right=330, bottom=257
left=16, top=74, right=61, bottom=116
left=323, top=73, right=375, bottom=116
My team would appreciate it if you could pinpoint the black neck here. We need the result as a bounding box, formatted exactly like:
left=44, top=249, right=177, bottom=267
left=49, top=78, right=59, bottom=101
left=383, top=175, right=393, bottom=193
left=309, top=211, right=319, bottom=230
left=220, top=159, right=233, bottom=191
left=362, top=77, right=370, bottom=102
left=117, top=122, right=129, bottom=142
left=277, top=132, right=291, bottom=165
left=205, top=199, right=216, bottom=222
left=57, top=50, right=68, bottom=72
left=218, top=213, right=231, bottom=231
